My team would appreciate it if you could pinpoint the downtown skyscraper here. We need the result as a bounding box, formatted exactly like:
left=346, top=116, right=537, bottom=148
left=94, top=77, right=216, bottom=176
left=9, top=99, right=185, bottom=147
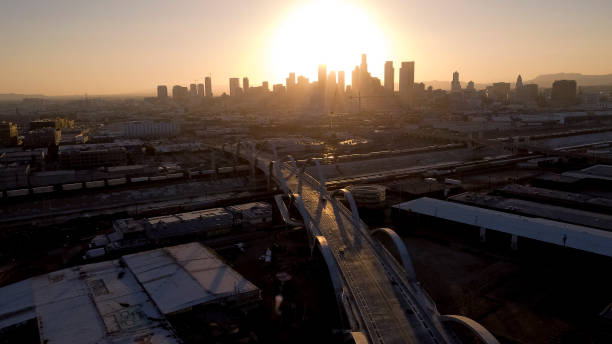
left=399, top=61, right=414, bottom=106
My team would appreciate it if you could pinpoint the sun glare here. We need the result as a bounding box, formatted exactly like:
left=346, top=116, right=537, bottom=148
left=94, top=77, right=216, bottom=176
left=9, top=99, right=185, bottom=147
left=269, top=1, right=388, bottom=84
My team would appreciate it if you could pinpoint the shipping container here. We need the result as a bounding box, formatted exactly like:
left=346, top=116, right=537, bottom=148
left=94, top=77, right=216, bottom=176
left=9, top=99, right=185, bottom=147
left=130, top=176, right=148, bottom=183
left=107, top=177, right=127, bottom=186
left=32, top=186, right=54, bottom=194
left=235, top=164, right=250, bottom=172
left=167, top=173, right=184, bottom=179
left=62, top=183, right=83, bottom=191
left=6, top=189, right=30, bottom=197
left=85, top=180, right=105, bottom=188
left=149, top=175, right=167, bottom=181
left=217, top=166, right=233, bottom=174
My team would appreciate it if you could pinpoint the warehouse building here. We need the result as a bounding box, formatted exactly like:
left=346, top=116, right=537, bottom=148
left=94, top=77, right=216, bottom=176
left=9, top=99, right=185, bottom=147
left=59, top=143, right=127, bottom=169
left=0, top=243, right=260, bottom=343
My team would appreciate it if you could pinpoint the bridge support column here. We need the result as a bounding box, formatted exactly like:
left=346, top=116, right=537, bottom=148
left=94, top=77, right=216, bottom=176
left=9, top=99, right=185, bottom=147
left=511, top=234, right=518, bottom=250
left=480, top=227, right=486, bottom=243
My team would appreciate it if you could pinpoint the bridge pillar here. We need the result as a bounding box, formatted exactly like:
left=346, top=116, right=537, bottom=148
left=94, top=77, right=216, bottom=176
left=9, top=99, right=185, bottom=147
left=479, top=227, right=486, bottom=243
left=511, top=234, right=518, bottom=250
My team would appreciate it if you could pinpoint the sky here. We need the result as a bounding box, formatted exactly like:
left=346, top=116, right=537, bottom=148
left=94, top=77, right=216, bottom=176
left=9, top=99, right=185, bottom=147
left=1, top=0, right=611, bottom=95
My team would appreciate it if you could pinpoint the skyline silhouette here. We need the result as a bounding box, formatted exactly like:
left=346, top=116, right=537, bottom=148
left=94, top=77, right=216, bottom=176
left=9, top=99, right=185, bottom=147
left=1, top=0, right=612, bottom=95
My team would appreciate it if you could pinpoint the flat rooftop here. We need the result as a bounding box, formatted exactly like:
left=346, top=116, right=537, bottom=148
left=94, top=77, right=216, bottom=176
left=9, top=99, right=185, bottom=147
left=0, top=260, right=179, bottom=344
left=450, top=192, right=612, bottom=232
left=0, top=242, right=260, bottom=343
left=123, top=243, right=260, bottom=315
left=394, top=197, right=612, bottom=257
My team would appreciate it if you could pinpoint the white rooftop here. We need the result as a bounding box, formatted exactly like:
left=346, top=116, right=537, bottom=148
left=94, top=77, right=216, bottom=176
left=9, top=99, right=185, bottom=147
left=0, top=260, right=179, bottom=344
left=394, top=197, right=612, bottom=257
left=123, top=242, right=260, bottom=315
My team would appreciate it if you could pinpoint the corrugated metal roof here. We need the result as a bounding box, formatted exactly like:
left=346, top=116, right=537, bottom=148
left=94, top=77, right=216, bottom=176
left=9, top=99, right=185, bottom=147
left=0, top=260, right=179, bottom=344
left=123, top=243, right=259, bottom=315
left=394, top=197, right=612, bottom=257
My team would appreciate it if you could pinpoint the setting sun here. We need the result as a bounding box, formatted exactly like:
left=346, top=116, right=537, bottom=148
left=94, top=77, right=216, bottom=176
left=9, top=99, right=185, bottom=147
left=269, top=1, right=388, bottom=84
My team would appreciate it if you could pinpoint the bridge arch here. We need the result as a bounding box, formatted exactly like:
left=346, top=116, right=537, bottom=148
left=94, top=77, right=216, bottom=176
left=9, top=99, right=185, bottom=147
left=371, top=227, right=417, bottom=281
left=331, top=188, right=362, bottom=231
left=440, top=315, right=500, bottom=344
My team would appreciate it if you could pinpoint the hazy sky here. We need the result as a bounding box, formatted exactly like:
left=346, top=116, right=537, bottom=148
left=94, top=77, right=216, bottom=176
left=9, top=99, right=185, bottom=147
left=1, top=0, right=611, bottom=95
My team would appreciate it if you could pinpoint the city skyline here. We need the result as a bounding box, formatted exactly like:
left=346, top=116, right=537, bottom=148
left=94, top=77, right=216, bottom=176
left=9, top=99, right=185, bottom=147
left=2, top=0, right=612, bottom=95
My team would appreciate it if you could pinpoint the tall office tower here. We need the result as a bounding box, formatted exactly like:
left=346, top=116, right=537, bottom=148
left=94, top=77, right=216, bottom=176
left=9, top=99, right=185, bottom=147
left=516, top=75, right=523, bottom=89
left=451, top=71, right=461, bottom=92
left=243, top=77, right=249, bottom=94
left=286, top=72, right=296, bottom=92
left=327, top=71, right=336, bottom=90
left=197, top=83, right=204, bottom=97
left=229, top=78, right=241, bottom=97
left=297, top=75, right=309, bottom=89
left=359, top=54, right=370, bottom=92
left=189, top=83, right=197, bottom=97
left=399, top=61, right=415, bottom=105
left=318, top=64, right=327, bottom=92
left=262, top=81, right=269, bottom=91
left=205, top=76, right=213, bottom=97
left=384, top=61, right=394, bottom=92
left=351, top=67, right=360, bottom=93
left=361, top=54, right=368, bottom=75
left=157, top=85, right=168, bottom=99
left=551, top=80, right=577, bottom=105
left=172, top=85, right=188, bottom=100
left=337, top=71, right=345, bottom=93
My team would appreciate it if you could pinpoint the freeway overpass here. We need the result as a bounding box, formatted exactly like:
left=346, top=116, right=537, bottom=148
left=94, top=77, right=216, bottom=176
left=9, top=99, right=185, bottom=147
left=222, top=143, right=500, bottom=343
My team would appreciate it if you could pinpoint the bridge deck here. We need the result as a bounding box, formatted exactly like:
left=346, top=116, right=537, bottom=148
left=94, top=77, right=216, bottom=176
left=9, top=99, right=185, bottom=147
left=281, top=167, right=449, bottom=344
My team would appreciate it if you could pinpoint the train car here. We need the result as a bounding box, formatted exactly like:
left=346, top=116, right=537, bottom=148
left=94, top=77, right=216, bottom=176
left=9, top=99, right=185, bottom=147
left=200, top=169, right=216, bottom=176
left=32, top=186, right=54, bottom=194
left=217, top=166, right=234, bottom=174
left=235, top=164, right=250, bottom=172
left=130, top=176, right=148, bottom=183
left=6, top=189, right=30, bottom=197
left=189, top=170, right=201, bottom=177
left=149, top=175, right=168, bottom=182
left=62, top=183, right=83, bottom=191
left=167, top=172, right=184, bottom=179
left=85, top=180, right=105, bottom=189
left=107, top=177, right=127, bottom=186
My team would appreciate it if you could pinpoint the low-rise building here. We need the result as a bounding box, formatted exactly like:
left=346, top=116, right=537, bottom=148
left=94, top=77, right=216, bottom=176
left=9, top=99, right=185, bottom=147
left=227, top=202, right=274, bottom=229
left=23, top=128, right=61, bottom=148
left=122, top=120, right=180, bottom=139
left=59, top=143, right=127, bottom=169
left=0, top=122, right=18, bottom=147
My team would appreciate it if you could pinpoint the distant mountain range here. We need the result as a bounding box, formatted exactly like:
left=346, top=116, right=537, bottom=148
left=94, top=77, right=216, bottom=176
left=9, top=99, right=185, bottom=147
left=0, top=93, right=46, bottom=101
left=526, top=73, right=612, bottom=88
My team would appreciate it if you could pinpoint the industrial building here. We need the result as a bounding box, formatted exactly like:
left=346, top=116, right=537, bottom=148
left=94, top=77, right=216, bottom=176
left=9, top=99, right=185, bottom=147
left=226, top=201, right=273, bottom=229
left=95, top=202, right=273, bottom=254
left=59, top=143, right=127, bottom=169
left=122, top=120, right=180, bottom=139
left=392, top=165, right=612, bottom=258
left=23, top=127, right=60, bottom=148
left=0, top=122, right=18, bottom=147
left=0, top=243, right=260, bottom=343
